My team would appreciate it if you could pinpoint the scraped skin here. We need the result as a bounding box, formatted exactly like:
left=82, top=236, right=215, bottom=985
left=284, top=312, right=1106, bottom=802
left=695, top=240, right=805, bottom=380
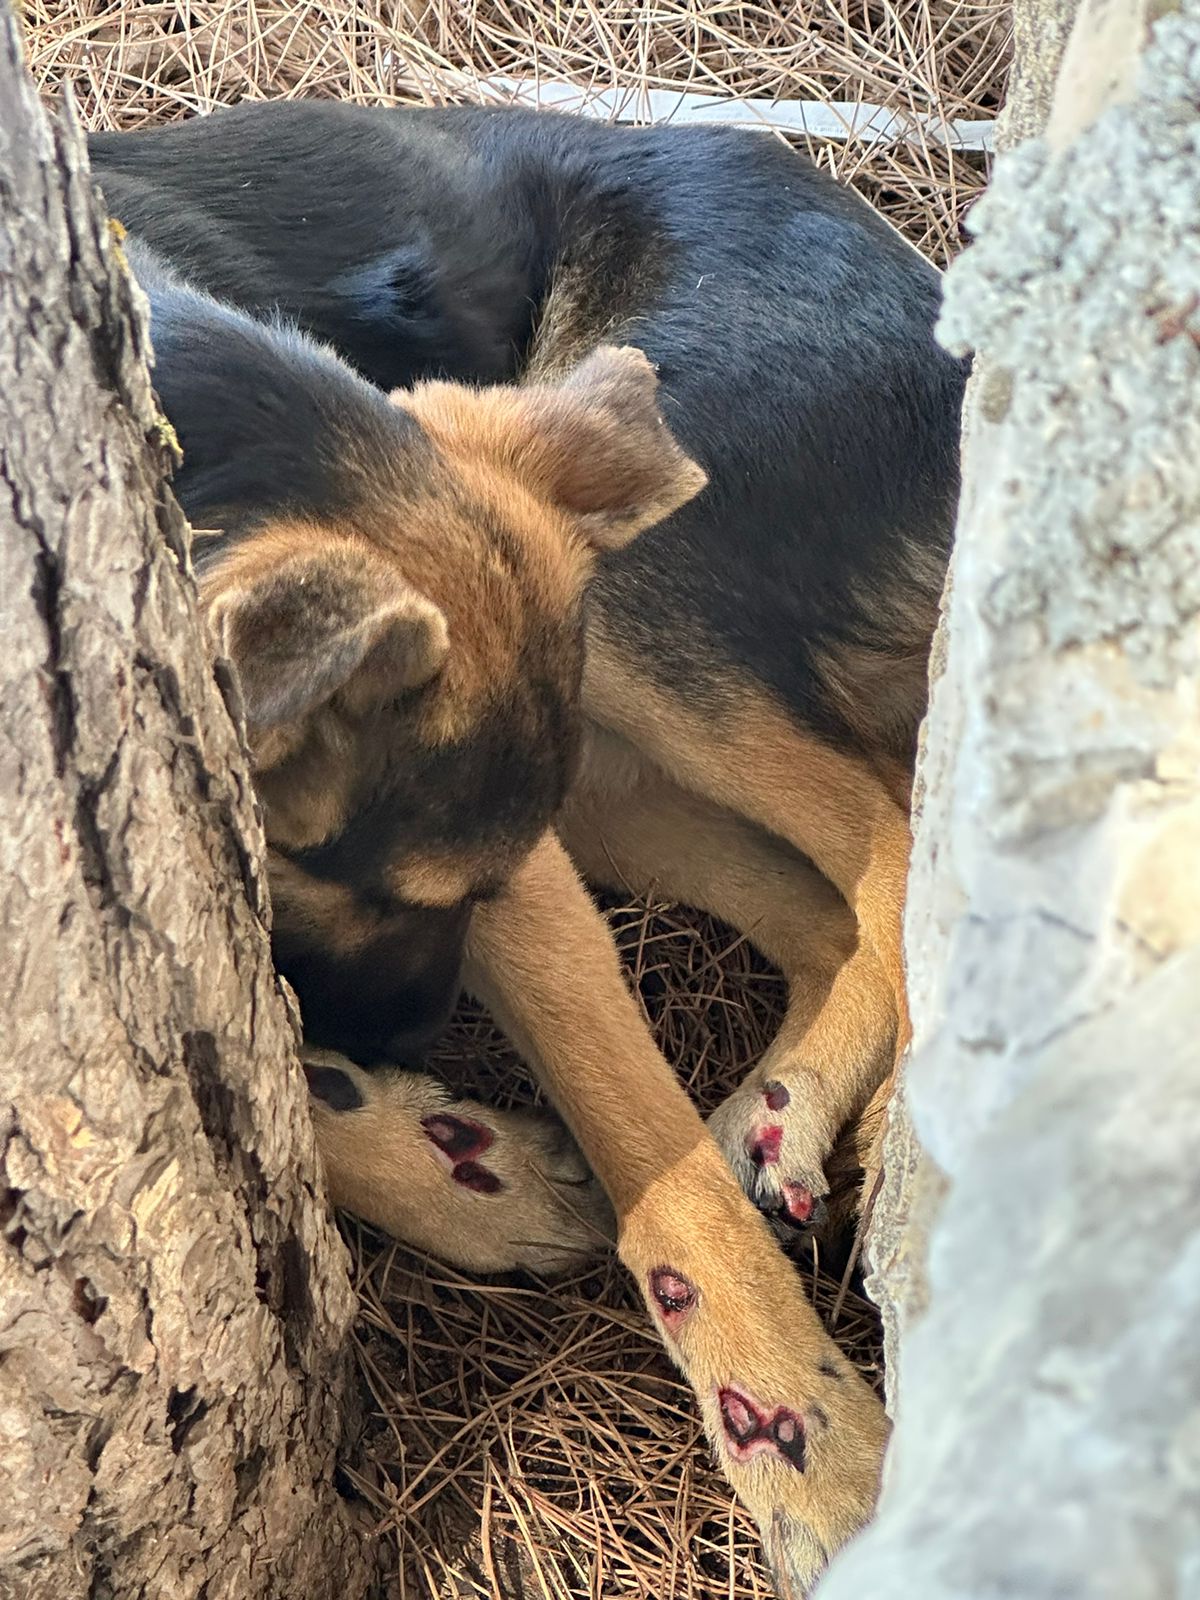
left=302, top=1047, right=613, bottom=1275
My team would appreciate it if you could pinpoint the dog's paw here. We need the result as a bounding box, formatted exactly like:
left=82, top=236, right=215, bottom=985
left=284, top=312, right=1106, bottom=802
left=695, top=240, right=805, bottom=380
left=707, top=1075, right=833, bottom=1234
left=699, top=1361, right=887, bottom=1599
left=301, top=1048, right=614, bottom=1275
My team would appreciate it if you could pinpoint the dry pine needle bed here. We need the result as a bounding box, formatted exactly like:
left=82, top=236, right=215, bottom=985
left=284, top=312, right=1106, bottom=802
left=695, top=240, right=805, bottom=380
left=27, top=3, right=1010, bottom=1594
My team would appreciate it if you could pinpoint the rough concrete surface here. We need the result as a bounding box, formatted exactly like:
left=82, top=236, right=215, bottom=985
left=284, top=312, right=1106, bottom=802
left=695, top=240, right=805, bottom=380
left=820, top=2, right=1200, bottom=1595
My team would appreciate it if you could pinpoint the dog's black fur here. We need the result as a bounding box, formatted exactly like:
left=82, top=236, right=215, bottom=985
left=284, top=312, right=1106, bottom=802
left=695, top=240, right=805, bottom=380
left=126, top=235, right=431, bottom=536
left=91, top=104, right=967, bottom=1081
left=84, top=108, right=967, bottom=1573
left=93, top=102, right=967, bottom=768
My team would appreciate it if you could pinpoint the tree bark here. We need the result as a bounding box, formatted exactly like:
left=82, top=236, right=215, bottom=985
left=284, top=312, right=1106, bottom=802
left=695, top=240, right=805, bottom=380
left=0, top=12, right=375, bottom=1598
left=821, top=0, right=1200, bottom=1594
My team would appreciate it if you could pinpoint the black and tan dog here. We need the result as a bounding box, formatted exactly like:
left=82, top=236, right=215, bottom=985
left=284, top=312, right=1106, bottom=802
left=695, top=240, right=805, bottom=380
left=90, top=102, right=966, bottom=1594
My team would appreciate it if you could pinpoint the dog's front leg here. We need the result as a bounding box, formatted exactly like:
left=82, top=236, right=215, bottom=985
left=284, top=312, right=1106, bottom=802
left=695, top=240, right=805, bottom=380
left=464, top=830, right=888, bottom=1598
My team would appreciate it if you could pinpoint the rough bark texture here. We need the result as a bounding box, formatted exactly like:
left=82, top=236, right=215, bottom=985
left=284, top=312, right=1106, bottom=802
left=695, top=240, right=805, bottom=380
left=821, top=0, right=1200, bottom=1594
left=0, top=13, right=375, bottom=1598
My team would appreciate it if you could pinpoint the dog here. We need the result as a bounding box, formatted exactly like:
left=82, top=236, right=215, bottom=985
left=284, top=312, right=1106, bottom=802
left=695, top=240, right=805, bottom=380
left=90, top=101, right=967, bottom=1595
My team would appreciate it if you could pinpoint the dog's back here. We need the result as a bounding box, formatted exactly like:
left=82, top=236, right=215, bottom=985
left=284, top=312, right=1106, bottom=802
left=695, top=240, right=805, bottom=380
left=94, top=104, right=966, bottom=767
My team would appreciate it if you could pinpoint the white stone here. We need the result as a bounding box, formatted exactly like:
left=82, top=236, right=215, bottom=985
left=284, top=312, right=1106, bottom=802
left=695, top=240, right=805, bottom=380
left=819, top=4, right=1200, bottom=1594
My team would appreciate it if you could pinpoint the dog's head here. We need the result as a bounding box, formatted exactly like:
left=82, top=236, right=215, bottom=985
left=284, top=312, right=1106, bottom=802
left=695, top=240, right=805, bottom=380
left=201, top=347, right=705, bottom=1063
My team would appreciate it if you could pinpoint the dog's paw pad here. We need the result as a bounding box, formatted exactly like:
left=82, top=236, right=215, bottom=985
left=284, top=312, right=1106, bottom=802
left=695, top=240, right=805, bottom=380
left=303, top=1062, right=365, bottom=1112
left=720, top=1388, right=758, bottom=1443
left=770, top=1411, right=807, bottom=1471
left=453, top=1159, right=503, bottom=1194
left=718, top=1386, right=807, bottom=1472
left=422, top=1113, right=493, bottom=1161
left=762, top=1080, right=791, bottom=1112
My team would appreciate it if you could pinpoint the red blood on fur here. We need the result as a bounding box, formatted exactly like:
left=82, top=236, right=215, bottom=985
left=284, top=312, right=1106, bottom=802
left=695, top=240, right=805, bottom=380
left=717, top=1387, right=808, bottom=1472
left=781, top=1182, right=814, bottom=1223
left=649, top=1265, right=698, bottom=1333
left=421, top=1114, right=493, bottom=1161
left=719, top=1388, right=760, bottom=1443
left=453, top=1160, right=503, bottom=1194
left=748, top=1125, right=783, bottom=1166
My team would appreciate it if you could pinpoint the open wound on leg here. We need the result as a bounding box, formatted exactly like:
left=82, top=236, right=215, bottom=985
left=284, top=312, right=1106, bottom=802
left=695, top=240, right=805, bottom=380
left=717, top=1386, right=807, bottom=1472
left=747, top=1124, right=784, bottom=1166
left=648, top=1265, right=698, bottom=1334
left=421, top=1114, right=504, bottom=1194
left=762, top=1080, right=791, bottom=1112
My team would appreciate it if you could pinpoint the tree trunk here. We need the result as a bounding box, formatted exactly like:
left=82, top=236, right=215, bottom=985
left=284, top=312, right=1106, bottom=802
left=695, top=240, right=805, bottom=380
left=822, top=1, right=1200, bottom=1594
left=0, top=13, right=376, bottom=1598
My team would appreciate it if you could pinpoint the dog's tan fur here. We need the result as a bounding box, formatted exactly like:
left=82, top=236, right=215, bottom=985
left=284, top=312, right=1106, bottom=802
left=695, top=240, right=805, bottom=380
left=579, top=638, right=912, bottom=1085
left=100, top=95, right=964, bottom=1592
left=557, top=739, right=897, bottom=1224
left=303, top=1041, right=613, bottom=1276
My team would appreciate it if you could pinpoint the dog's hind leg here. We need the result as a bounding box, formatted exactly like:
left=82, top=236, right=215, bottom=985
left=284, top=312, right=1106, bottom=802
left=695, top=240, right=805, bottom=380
left=583, top=644, right=915, bottom=1063
left=302, top=1048, right=612, bottom=1275
left=463, top=830, right=888, bottom=1597
left=559, top=746, right=895, bottom=1235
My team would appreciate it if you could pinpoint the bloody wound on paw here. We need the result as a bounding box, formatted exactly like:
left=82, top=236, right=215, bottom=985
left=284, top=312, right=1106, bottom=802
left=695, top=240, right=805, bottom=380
left=648, top=1265, right=698, bottom=1333
left=422, top=1114, right=493, bottom=1161
left=718, top=1386, right=807, bottom=1472
left=421, top=1114, right=504, bottom=1193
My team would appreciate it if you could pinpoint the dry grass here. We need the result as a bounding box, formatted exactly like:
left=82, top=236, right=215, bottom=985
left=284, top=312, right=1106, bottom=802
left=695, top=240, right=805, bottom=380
left=27, top=0, right=1010, bottom=264
left=25, top=2, right=1008, bottom=1593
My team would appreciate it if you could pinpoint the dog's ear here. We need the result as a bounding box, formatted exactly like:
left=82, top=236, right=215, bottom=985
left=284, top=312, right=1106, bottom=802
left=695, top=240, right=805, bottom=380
left=394, top=346, right=707, bottom=551
left=202, top=527, right=448, bottom=729
left=520, top=346, right=709, bottom=549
